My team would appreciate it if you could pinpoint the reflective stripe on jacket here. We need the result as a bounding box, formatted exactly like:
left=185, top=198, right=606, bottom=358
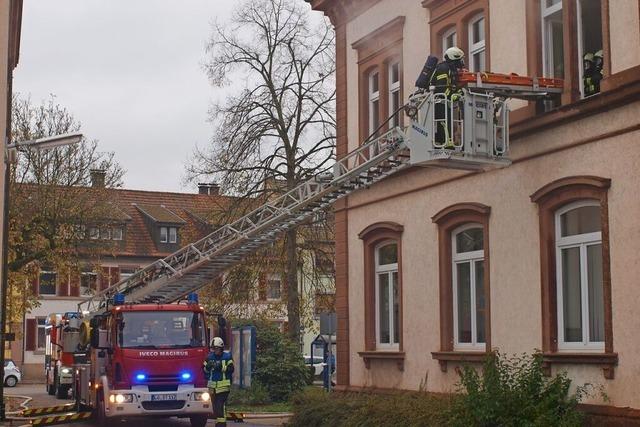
left=203, top=351, right=234, bottom=393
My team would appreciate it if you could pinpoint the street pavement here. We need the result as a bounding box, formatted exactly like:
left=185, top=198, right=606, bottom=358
left=3, top=383, right=287, bottom=427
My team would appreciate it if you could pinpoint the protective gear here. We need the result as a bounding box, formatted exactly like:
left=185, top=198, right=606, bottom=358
left=583, top=52, right=594, bottom=63
left=594, top=50, right=603, bottom=59
left=430, top=56, right=464, bottom=148
left=444, top=46, right=464, bottom=62
left=212, top=336, right=224, bottom=348
left=583, top=49, right=603, bottom=97
left=203, top=349, right=234, bottom=427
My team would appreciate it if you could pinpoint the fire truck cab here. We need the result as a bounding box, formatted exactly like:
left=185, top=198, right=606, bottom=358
left=75, top=294, right=212, bottom=427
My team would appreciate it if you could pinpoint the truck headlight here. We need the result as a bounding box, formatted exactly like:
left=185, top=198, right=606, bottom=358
left=193, top=392, right=210, bottom=402
left=61, top=368, right=71, bottom=374
left=110, top=393, right=134, bottom=404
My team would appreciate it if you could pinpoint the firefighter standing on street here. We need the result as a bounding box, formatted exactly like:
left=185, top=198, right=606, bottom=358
left=430, top=46, right=465, bottom=147
left=203, top=337, right=234, bottom=427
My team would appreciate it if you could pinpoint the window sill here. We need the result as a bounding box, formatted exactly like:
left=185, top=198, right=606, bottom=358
left=542, top=352, right=618, bottom=379
left=358, top=351, right=405, bottom=371
left=431, top=351, right=489, bottom=372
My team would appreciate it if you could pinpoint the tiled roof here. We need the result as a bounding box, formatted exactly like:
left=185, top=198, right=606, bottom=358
left=135, top=204, right=186, bottom=224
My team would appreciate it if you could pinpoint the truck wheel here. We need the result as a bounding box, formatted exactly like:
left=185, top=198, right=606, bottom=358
left=56, top=384, right=69, bottom=399
left=190, top=415, right=208, bottom=427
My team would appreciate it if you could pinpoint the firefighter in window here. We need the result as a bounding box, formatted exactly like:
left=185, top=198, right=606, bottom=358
left=583, top=50, right=603, bottom=97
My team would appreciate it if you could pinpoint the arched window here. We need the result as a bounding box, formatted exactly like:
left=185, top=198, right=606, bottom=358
left=452, top=225, right=486, bottom=350
left=375, top=241, right=399, bottom=348
left=555, top=201, right=604, bottom=350
left=442, top=26, right=457, bottom=55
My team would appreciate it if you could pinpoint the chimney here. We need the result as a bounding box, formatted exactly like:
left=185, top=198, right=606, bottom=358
left=197, top=183, right=220, bottom=195
left=90, top=169, right=106, bottom=188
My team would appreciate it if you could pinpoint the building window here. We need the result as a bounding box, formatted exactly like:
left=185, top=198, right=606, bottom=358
left=530, top=176, right=616, bottom=378
left=368, top=70, right=380, bottom=136
left=119, top=266, right=138, bottom=281
left=354, top=17, right=404, bottom=143
left=80, top=271, right=98, bottom=295
left=100, top=227, right=111, bottom=240
left=577, top=0, right=603, bottom=98
left=160, top=227, right=168, bottom=243
left=452, top=225, right=486, bottom=350
left=266, top=276, right=282, bottom=301
left=442, top=26, right=457, bottom=54
left=431, top=203, right=491, bottom=371
left=39, top=271, right=57, bottom=296
left=388, top=62, right=402, bottom=128
left=160, top=226, right=177, bottom=244
left=541, top=0, right=564, bottom=78
left=375, top=241, right=399, bottom=348
left=37, top=317, right=47, bottom=350
left=468, top=14, right=486, bottom=72
left=169, top=227, right=177, bottom=243
left=358, top=222, right=403, bottom=354
left=112, top=227, right=123, bottom=240
left=89, top=227, right=99, bottom=240
left=555, top=201, right=604, bottom=350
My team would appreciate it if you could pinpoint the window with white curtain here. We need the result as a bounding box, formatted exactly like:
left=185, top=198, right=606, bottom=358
left=368, top=70, right=380, bottom=136
left=555, top=201, right=604, bottom=351
left=468, top=14, right=485, bottom=72
left=388, top=62, right=401, bottom=128
left=541, top=0, right=564, bottom=78
left=442, top=26, right=457, bottom=54
left=375, top=241, right=399, bottom=348
left=452, top=225, right=485, bottom=350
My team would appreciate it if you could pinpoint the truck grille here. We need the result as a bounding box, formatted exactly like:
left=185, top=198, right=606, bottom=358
left=141, top=400, right=186, bottom=411
left=144, top=374, right=182, bottom=383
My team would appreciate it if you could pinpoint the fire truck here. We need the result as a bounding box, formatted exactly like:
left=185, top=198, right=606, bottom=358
left=32, top=71, right=561, bottom=427
left=44, top=313, right=83, bottom=399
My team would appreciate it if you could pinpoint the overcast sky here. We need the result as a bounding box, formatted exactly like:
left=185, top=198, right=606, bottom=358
left=14, top=1, right=241, bottom=193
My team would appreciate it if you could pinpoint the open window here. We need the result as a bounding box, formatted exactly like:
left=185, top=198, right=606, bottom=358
left=368, top=69, right=380, bottom=136
left=577, top=0, right=603, bottom=98
left=468, top=14, right=486, bottom=72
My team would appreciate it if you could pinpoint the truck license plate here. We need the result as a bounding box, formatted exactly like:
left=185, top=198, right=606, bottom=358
left=151, top=394, right=177, bottom=401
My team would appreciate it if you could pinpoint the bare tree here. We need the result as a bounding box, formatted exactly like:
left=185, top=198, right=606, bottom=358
left=190, top=0, right=335, bottom=343
left=7, top=94, right=125, bottom=326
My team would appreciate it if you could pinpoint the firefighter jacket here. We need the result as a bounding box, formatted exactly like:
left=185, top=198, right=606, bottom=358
left=203, top=351, right=234, bottom=393
left=430, top=61, right=462, bottom=100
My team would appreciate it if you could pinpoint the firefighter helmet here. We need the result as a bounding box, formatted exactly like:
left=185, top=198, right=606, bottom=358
left=212, top=337, right=224, bottom=348
left=583, top=52, right=594, bottom=62
left=444, top=46, right=465, bottom=62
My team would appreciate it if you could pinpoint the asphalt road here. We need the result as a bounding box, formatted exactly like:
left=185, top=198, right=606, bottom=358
left=4, top=383, right=286, bottom=427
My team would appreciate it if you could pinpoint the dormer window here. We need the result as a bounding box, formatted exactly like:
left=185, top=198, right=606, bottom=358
left=89, top=227, right=100, bottom=240
left=160, top=226, right=178, bottom=244
left=112, top=227, right=123, bottom=241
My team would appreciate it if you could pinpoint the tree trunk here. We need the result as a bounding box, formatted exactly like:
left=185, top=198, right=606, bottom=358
left=285, top=227, right=300, bottom=346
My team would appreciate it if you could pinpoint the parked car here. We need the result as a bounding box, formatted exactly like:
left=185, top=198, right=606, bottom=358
left=4, top=359, right=21, bottom=387
left=304, top=355, right=326, bottom=376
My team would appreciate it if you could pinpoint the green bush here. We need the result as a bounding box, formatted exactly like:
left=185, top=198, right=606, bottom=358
left=449, top=352, right=588, bottom=427
left=290, top=388, right=454, bottom=427
left=242, top=321, right=310, bottom=402
left=228, top=382, right=271, bottom=406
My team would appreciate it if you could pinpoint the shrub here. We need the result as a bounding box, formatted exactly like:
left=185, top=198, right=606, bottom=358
left=248, top=321, right=311, bottom=402
left=448, top=352, right=588, bottom=427
left=228, top=382, right=271, bottom=406
left=290, top=387, right=454, bottom=427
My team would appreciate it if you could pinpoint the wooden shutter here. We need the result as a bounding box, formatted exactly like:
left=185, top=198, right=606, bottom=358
left=57, top=272, right=69, bottom=297
left=25, top=319, right=37, bottom=351
left=70, top=273, right=80, bottom=297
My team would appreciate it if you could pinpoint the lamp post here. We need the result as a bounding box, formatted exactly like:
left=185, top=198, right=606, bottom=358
left=0, top=132, right=82, bottom=420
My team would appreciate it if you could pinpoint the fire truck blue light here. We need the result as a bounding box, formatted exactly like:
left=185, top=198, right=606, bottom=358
left=181, top=372, right=191, bottom=380
left=136, top=373, right=146, bottom=381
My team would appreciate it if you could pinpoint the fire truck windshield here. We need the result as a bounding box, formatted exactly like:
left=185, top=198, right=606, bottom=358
left=118, top=311, right=206, bottom=349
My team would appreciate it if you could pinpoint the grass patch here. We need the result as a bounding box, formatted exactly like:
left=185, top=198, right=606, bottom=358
left=227, top=402, right=292, bottom=413
left=290, top=387, right=454, bottom=427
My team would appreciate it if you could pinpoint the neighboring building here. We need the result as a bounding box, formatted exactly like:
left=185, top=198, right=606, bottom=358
left=1, top=0, right=23, bottom=360
left=309, top=0, right=640, bottom=418
left=20, top=181, right=233, bottom=379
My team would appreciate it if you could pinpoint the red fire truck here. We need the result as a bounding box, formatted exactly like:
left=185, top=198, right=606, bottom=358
left=44, top=313, right=82, bottom=399
left=67, top=293, right=216, bottom=427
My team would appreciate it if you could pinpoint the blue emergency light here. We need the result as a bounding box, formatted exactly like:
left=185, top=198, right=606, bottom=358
left=181, top=372, right=192, bottom=380
left=135, top=373, right=146, bottom=381
left=113, top=293, right=126, bottom=306
left=187, top=293, right=199, bottom=304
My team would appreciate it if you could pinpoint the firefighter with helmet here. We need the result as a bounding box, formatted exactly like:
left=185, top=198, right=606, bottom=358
left=583, top=50, right=603, bottom=97
left=430, top=46, right=466, bottom=147
left=203, top=337, right=234, bottom=427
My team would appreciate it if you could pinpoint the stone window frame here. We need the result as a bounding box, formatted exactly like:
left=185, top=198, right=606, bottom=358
left=431, top=203, right=492, bottom=372
left=352, top=16, right=405, bottom=144
left=424, top=0, right=491, bottom=71
left=530, top=175, right=617, bottom=379
left=357, top=221, right=405, bottom=371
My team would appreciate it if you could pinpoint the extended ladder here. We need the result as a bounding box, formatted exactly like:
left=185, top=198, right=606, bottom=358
left=78, top=72, right=561, bottom=313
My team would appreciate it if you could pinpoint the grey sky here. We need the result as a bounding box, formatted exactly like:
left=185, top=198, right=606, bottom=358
left=14, top=1, right=237, bottom=193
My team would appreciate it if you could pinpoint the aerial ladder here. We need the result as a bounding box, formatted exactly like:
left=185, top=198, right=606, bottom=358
left=78, top=71, right=562, bottom=313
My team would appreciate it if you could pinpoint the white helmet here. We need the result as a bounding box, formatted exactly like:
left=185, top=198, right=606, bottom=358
left=444, top=46, right=465, bottom=62
left=212, top=337, right=224, bottom=348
